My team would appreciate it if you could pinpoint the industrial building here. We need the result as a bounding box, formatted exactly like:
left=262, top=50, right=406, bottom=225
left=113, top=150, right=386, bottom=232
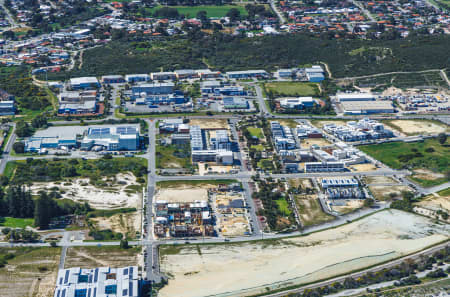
left=323, top=118, right=394, bottom=141
left=304, top=162, right=345, bottom=172
left=0, top=100, right=15, bottom=115
left=214, top=86, right=247, bottom=96
left=226, top=70, right=268, bottom=79
left=190, top=125, right=233, bottom=165
left=175, top=69, right=198, bottom=80
left=53, top=266, right=140, bottom=297
left=25, top=137, right=77, bottom=153
left=196, top=69, right=222, bottom=79
left=296, top=124, right=323, bottom=138
left=279, top=97, right=316, bottom=109
left=305, top=66, right=325, bottom=82
left=150, top=72, right=177, bottom=81
left=159, top=119, right=184, bottom=133
left=336, top=93, right=375, bottom=102
left=58, top=90, right=98, bottom=115
left=69, top=77, right=100, bottom=90
left=101, top=75, right=125, bottom=84
left=340, top=101, right=395, bottom=114
left=200, top=81, right=222, bottom=94
left=222, top=97, right=249, bottom=109
left=131, top=82, right=174, bottom=96
left=125, top=74, right=150, bottom=83
left=271, top=121, right=297, bottom=151
left=274, top=69, right=294, bottom=79
left=321, top=178, right=359, bottom=189
left=81, top=126, right=140, bottom=151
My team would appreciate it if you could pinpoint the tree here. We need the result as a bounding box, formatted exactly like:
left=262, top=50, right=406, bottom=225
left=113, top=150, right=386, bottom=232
left=120, top=238, right=129, bottom=249
left=226, top=8, right=241, bottom=22
left=50, top=241, right=57, bottom=247
left=15, top=120, right=33, bottom=137
left=437, top=133, right=447, bottom=145
left=34, top=192, right=56, bottom=229
left=31, top=114, right=47, bottom=129
left=13, top=142, right=25, bottom=154
left=364, top=198, right=375, bottom=207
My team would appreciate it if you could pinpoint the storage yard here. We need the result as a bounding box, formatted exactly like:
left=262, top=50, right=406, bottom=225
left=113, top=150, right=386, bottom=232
left=159, top=210, right=449, bottom=297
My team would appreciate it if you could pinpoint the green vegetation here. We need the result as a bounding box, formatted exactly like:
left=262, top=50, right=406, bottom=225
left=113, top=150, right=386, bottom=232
left=247, top=127, right=264, bottom=139
left=44, top=34, right=450, bottom=80
left=276, top=199, right=292, bottom=216
left=437, top=187, right=450, bottom=197
left=0, top=246, right=60, bottom=270
left=0, top=66, right=52, bottom=115
left=359, top=138, right=449, bottom=186
left=353, top=71, right=448, bottom=90
left=156, top=141, right=192, bottom=169
left=250, top=144, right=265, bottom=151
left=296, top=196, right=334, bottom=227
left=87, top=208, right=136, bottom=219
left=264, top=82, right=320, bottom=97
left=6, top=157, right=147, bottom=185
left=148, top=5, right=247, bottom=18
left=253, top=179, right=296, bottom=231
left=157, top=179, right=237, bottom=188
left=0, top=217, right=34, bottom=228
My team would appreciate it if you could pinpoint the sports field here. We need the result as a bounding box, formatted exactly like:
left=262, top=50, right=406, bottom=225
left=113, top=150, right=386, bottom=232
left=149, top=5, right=247, bottom=18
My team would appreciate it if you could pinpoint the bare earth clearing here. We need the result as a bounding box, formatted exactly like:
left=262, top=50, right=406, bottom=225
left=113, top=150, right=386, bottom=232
left=159, top=210, right=449, bottom=297
left=385, top=120, right=448, bottom=135
left=300, top=138, right=331, bottom=149
left=156, top=188, right=209, bottom=203
left=189, top=119, right=229, bottom=129
left=369, top=185, right=413, bottom=200
left=30, top=173, right=141, bottom=209
left=65, top=246, right=141, bottom=269
left=90, top=211, right=141, bottom=238
left=0, top=248, right=60, bottom=297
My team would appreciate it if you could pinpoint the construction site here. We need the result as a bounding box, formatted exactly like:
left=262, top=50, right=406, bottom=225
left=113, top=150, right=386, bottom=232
left=153, top=182, right=244, bottom=238
left=212, top=191, right=251, bottom=237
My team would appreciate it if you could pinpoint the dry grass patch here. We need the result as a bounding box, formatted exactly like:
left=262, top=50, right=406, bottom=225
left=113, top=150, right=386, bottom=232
left=0, top=247, right=60, bottom=297
left=65, top=246, right=141, bottom=269
left=295, top=194, right=334, bottom=226
left=369, top=185, right=413, bottom=200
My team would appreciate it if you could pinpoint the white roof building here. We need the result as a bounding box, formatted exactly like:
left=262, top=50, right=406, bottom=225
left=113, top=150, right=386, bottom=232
left=54, top=266, right=139, bottom=297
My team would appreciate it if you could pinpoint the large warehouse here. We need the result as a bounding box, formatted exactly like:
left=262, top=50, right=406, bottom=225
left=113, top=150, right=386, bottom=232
left=341, top=101, right=395, bottom=114
left=336, top=93, right=375, bottom=102
left=81, top=126, right=140, bottom=151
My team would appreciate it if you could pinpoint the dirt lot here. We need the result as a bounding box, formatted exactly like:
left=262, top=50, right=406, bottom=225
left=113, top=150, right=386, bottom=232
left=369, top=185, right=413, bottom=200
left=65, top=246, right=141, bottom=269
left=30, top=173, right=141, bottom=209
left=156, top=187, right=209, bottom=203
left=289, top=178, right=313, bottom=189
left=0, top=247, right=60, bottom=297
left=384, top=120, right=448, bottom=136
left=364, top=176, right=396, bottom=184
left=198, top=163, right=234, bottom=176
left=310, top=120, right=349, bottom=128
left=332, top=200, right=365, bottom=215
left=413, top=169, right=445, bottom=181
left=300, top=138, right=331, bottom=149
left=189, top=119, right=229, bottom=129
left=416, top=190, right=450, bottom=212
left=159, top=210, right=449, bottom=297
left=349, top=163, right=378, bottom=172
left=90, top=211, right=141, bottom=239
left=295, top=194, right=334, bottom=226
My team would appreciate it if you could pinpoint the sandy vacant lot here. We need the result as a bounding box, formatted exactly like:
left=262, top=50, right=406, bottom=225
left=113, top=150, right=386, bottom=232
left=369, top=185, right=413, bottom=200
left=31, top=173, right=141, bottom=209
left=350, top=163, right=378, bottom=172
left=301, top=138, right=331, bottom=149
left=413, top=169, right=445, bottom=181
left=311, top=120, right=348, bottom=128
left=364, top=176, right=396, bottom=184
left=332, top=200, right=364, bottom=215
left=0, top=247, right=60, bottom=297
left=156, top=188, right=209, bottom=203
left=386, top=120, right=448, bottom=135
left=65, top=246, right=141, bottom=269
left=90, top=211, right=141, bottom=238
left=159, top=210, right=449, bottom=297
left=417, top=191, right=450, bottom=212
left=189, top=119, right=229, bottom=129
